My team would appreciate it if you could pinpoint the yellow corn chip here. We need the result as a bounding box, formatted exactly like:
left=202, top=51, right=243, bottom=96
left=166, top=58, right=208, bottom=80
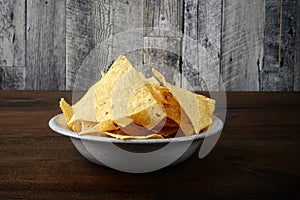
left=59, top=98, right=73, bottom=122
left=59, top=55, right=215, bottom=140
left=94, top=56, right=166, bottom=133
left=152, top=69, right=215, bottom=135
left=69, top=82, right=97, bottom=124
left=102, top=132, right=163, bottom=140
left=59, top=98, right=79, bottom=132
left=150, top=85, right=194, bottom=136
left=94, top=55, right=135, bottom=123
left=79, top=120, right=118, bottom=135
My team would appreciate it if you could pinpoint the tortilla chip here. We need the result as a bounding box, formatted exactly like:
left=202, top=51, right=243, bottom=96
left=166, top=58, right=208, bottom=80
left=94, top=55, right=135, bottom=123
left=69, top=82, right=97, bottom=124
left=195, top=94, right=216, bottom=130
left=150, top=85, right=195, bottom=136
left=59, top=98, right=73, bottom=122
left=127, top=83, right=166, bottom=130
left=146, top=76, right=160, bottom=86
left=152, top=68, right=215, bottom=134
left=95, top=56, right=166, bottom=132
left=58, top=56, right=215, bottom=140
left=80, top=121, right=98, bottom=132
left=157, top=126, right=179, bottom=137
left=102, top=132, right=163, bottom=140
left=59, top=98, right=80, bottom=132
left=79, top=120, right=119, bottom=135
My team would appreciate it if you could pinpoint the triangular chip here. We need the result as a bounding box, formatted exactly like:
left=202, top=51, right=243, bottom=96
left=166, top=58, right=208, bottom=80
left=94, top=55, right=135, bottom=123
left=59, top=98, right=73, bottom=122
left=59, top=98, right=79, bottom=132
left=69, top=82, right=97, bottom=124
left=94, top=56, right=166, bottom=135
left=152, top=69, right=215, bottom=134
left=195, top=94, right=215, bottom=131
left=151, top=85, right=194, bottom=136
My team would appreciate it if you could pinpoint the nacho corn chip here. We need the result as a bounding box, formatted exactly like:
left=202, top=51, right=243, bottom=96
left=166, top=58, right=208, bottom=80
left=69, top=82, right=98, bottom=124
left=59, top=98, right=79, bottom=132
left=95, top=56, right=166, bottom=133
left=102, top=132, right=163, bottom=140
left=59, top=55, right=215, bottom=140
left=152, top=68, right=215, bottom=134
left=59, top=98, right=73, bottom=122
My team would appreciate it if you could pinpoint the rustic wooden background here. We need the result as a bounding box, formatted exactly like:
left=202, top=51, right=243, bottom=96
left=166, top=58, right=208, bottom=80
left=0, top=0, right=299, bottom=91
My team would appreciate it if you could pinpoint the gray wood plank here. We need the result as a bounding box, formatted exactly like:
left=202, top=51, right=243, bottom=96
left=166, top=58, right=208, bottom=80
left=143, top=0, right=183, bottom=87
left=144, top=36, right=181, bottom=86
left=221, top=0, right=264, bottom=91
left=294, top=0, right=300, bottom=91
left=144, top=0, right=183, bottom=37
left=66, top=0, right=113, bottom=90
left=261, top=0, right=297, bottom=91
left=182, top=0, right=199, bottom=91
left=66, top=0, right=95, bottom=90
left=112, top=0, right=143, bottom=71
left=0, top=0, right=25, bottom=66
left=0, top=66, right=25, bottom=89
left=197, top=0, right=222, bottom=91
left=182, top=0, right=222, bottom=92
left=26, top=0, right=66, bottom=90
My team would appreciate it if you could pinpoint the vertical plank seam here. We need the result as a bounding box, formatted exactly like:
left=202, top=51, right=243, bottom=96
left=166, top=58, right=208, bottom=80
left=278, top=0, right=283, bottom=70
left=112, top=0, right=115, bottom=63
left=142, top=0, right=148, bottom=68
left=24, top=0, right=27, bottom=89
left=37, top=0, right=40, bottom=90
left=260, top=0, right=265, bottom=91
left=219, top=0, right=223, bottom=91
left=179, top=0, right=185, bottom=74
left=64, top=0, right=67, bottom=90
left=292, top=0, right=299, bottom=91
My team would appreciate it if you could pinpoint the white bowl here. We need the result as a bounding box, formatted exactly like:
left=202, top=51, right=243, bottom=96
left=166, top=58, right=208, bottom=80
left=49, top=114, right=223, bottom=173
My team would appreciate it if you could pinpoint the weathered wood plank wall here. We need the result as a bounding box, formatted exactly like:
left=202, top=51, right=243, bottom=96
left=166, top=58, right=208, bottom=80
left=221, top=0, right=264, bottom=91
left=0, top=0, right=299, bottom=91
left=66, top=0, right=112, bottom=90
left=144, top=0, right=182, bottom=86
left=261, top=0, right=299, bottom=91
left=295, top=0, right=300, bottom=91
left=182, top=0, right=222, bottom=91
left=26, top=0, right=66, bottom=90
left=0, top=0, right=25, bottom=89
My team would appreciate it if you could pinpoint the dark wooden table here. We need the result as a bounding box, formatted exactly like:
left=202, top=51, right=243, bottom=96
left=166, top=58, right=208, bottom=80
left=0, top=91, right=299, bottom=199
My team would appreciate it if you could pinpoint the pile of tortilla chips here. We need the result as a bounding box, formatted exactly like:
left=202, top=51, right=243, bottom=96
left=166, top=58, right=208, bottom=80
left=59, top=55, right=215, bottom=140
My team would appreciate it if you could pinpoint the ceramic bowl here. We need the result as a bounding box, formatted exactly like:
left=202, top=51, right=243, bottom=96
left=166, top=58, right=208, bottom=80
left=49, top=114, right=223, bottom=173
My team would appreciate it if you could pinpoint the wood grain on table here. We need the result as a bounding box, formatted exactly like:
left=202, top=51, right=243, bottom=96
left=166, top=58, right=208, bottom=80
left=0, top=91, right=299, bottom=199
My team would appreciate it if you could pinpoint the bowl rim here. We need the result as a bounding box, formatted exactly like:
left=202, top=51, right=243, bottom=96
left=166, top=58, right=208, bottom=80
left=49, top=114, right=223, bottom=144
